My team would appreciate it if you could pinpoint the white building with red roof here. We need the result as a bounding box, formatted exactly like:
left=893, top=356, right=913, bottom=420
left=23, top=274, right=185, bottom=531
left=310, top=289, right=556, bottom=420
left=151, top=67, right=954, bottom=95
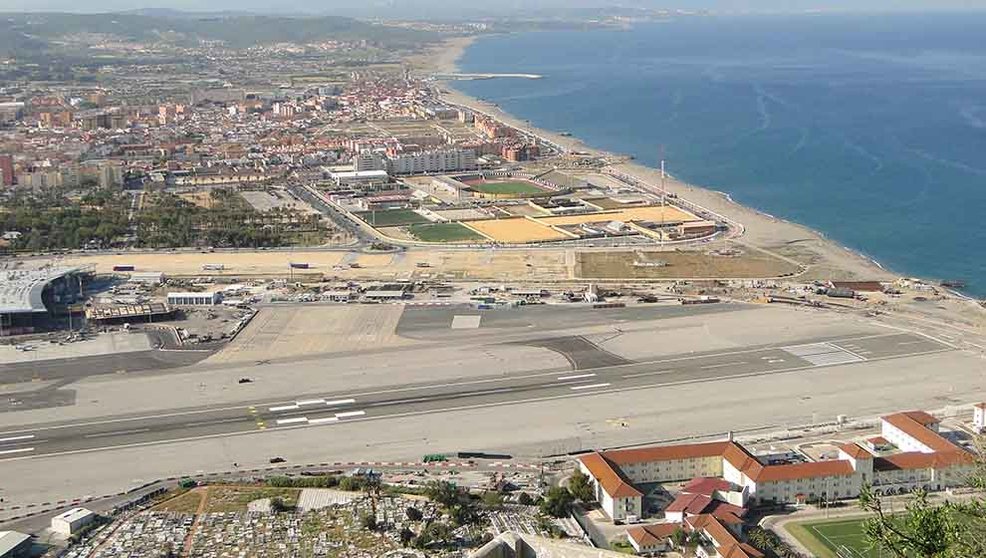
left=579, top=410, right=975, bottom=523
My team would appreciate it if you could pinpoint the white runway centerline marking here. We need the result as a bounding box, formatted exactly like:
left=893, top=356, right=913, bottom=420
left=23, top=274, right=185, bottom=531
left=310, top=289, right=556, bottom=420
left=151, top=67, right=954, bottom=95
left=309, top=417, right=340, bottom=425
left=297, top=399, right=325, bottom=406
left=701, top=362, right=744, bottom=370
left=622, top=369, right=673, bottom=379
left=0, top=447, right=35, bottom=456
left=269, top=404, right=300, bottom=412
left=0, top=434, right=35, bottom=443
left=335, top=410, right=366, bottom=419
left=84, top=428, right=150, bottom=439
left=557, top=373, right=596, bottom=381
left=324, top=398, right=356, bottom=407
left=276, top=417, right=308, bottom=425
left=570, top=383, right=611, bottom=391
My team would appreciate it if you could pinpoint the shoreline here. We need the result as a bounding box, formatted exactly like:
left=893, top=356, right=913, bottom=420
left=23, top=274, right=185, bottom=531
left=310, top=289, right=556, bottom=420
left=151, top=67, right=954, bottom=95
left=426, top=35, right=903, bottom=285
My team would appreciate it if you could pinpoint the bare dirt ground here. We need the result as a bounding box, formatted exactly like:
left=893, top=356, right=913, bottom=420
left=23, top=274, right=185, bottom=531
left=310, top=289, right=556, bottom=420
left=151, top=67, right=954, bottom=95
left=206, top=305, right=412, bottom=364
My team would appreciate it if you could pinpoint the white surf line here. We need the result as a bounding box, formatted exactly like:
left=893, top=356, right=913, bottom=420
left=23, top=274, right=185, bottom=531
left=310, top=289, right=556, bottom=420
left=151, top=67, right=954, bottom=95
left=83, top=428, right=150, bottom=439
left=334, top=410, right=366, bottom=419
left=570, top=383, right=611, bottom=391
left=556, top=373, right=596, bottom=381
left=308, top=417, right=340, bottom=425
left=0, top=434, right=35, bottom=443
left=276, top=417, right=308, bottom=426
left=268, top=404, right=300, bottom=412
left=0, top=447, right=35, bottom=456
left=701, top=362, right=745, bottom=370
left=324, top=398, right=356, bottom=407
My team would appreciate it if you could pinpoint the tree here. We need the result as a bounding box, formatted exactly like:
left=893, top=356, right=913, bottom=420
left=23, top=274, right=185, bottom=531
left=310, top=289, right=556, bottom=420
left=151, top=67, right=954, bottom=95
left=568, top=470, right=595, bottom=503
left=425, top=480, right=461, bottom=508
left=399, top=527, right=414, bottom=546
left=671, top=526, right=688, bottom=549
left=517, top=492, right=534, bottom=506
left=540, top=486, right=575, bottom=518
left=481, top=491, right=504, bottom=510
left=360, top=512, right=378, bottom=531
left=405, top=506, right=423, bottom=522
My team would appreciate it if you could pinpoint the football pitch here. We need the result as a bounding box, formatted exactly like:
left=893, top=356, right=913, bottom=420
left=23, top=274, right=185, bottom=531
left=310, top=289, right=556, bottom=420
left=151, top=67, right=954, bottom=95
left=468, top=180, right=546, bottom=196
left=354, top=209, right=430, bottom=226
left=790, top=518, right=888, bottom=558
left=408, top=222, right=484, bottom=242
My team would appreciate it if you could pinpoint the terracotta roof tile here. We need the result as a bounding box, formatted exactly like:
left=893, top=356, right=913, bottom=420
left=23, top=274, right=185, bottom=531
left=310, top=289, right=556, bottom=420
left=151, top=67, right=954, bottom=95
left=578, top=452, right=643, bottom=499
left=627, top=523, right=679, bottom=547
left=839, top=442, right=873, bottom=460
left=601, top=442, right=731, bottom=466
left=882, top=412, right=955, bottom=453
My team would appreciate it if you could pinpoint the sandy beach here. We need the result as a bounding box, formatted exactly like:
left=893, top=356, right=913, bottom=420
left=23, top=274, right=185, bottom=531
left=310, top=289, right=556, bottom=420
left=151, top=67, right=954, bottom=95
left=423, top=35, right=894, bottom=283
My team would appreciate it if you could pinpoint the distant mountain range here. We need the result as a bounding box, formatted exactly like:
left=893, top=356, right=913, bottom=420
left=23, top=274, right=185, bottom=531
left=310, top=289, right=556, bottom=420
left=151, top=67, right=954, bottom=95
left=0, top=12, right=438, bottom=57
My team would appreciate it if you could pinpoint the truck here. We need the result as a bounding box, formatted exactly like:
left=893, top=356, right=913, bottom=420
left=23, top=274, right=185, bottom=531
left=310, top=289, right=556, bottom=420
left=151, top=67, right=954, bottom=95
left=112, top=265, right=135, bottom=272
left=289, top=262, right=310, bottom=269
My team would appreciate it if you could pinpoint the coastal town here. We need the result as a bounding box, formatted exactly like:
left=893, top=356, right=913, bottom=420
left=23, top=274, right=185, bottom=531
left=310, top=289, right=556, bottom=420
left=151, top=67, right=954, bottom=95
left=1, top=8, right=985, bottom=558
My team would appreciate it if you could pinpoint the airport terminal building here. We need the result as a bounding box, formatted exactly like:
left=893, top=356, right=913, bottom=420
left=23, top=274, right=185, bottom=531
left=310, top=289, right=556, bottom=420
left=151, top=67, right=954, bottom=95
left=0, top=265, right=92, bottom=336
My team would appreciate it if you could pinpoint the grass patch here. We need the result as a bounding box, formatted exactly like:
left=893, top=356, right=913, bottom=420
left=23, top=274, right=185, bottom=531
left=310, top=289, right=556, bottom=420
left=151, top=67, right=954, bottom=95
left=469, top=181, right=546, bottom=196
left=152, top=489, right=202, bottom=514
left=609, top=540, right=637, bottom=554
left=355, top=209, right=429, bottom=227
left=408, top=222, right=484, bottom=242
left=789, top=517, right=885, bottom=558
left=204, top=486, right=301, bottom=513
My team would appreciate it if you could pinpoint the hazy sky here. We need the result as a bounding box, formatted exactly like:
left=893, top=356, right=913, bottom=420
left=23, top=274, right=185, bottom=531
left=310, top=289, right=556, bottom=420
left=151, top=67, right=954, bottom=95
left=0, top=0, right=982, bottom=16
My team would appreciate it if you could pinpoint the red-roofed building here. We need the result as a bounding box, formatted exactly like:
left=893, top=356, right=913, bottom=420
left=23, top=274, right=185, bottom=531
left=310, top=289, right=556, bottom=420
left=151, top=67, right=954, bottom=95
left=579, top=409, right=973, bottom=521
left=626, top=523, right=679, bottom=555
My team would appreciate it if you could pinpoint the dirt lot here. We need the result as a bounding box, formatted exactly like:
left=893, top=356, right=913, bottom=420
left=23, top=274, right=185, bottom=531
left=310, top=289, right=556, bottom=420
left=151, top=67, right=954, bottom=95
left=539, top=205, right=699, bottom=226
left=466, top=217, right=573, bottom=243
left=576, top=248, right=801, bottom=279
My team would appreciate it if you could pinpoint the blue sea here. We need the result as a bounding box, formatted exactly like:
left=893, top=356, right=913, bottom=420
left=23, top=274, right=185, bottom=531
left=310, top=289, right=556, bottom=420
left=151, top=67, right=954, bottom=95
left=455, top=13, right=986, bottom=296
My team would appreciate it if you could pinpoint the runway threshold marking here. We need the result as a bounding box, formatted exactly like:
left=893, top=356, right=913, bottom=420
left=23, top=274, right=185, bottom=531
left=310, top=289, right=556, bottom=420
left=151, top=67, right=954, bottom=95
left=557, top=373, right=596, bottom=380
left=276, top=417, right=308, bottom=426
left=334, top=410, right=366, bottom=419
left=570, top=383, right=611, bottom=391
left=269, top=404, right=299, bottom=412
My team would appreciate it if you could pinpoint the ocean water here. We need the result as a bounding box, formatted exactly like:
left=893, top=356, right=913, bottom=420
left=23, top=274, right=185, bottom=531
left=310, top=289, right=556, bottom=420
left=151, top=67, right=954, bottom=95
left=455, top=13, right=986, bottom=296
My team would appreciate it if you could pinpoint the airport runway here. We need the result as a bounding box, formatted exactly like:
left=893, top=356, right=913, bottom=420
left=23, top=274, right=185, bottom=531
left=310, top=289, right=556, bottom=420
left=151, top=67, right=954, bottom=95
left=0, top=331, right=948, bottom=462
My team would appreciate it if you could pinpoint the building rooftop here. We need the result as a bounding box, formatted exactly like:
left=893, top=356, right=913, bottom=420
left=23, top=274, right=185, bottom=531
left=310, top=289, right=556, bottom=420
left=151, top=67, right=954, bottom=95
left=0, top=266, right=82, bottom=314
left=0, top=531, right=30, bottom=556
left=52, top=507, right=93, bottom=523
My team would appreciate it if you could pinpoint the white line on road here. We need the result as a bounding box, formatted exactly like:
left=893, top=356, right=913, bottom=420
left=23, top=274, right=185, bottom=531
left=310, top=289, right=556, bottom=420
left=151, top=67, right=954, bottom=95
left=269, top=405, right=300, bottom=412
left=83, top=428, right=150, bottom=439
left=324, top=398, right=356, bottom=407
left=570, top=383, right=611, bottom=391
left=276, top=417, right=308, bottom=425
left=335, top=410, right=366, bottom=419
left=557, top=373, right=596, bottom=380
left=701, top=362, right=744, bottom=370
left=0, top=447, right=35, bottom=456
left=308, top=417, right=340, bottom=425
left=0, top=434, right=35, bottom=443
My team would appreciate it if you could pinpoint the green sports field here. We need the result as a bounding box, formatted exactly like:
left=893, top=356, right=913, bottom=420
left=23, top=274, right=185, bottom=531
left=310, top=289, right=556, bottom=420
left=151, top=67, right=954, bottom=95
left=789, top=518, right=888, bottom=558
left=354, top=209, right=430, bottom=227
left=467, top=180, right=546, bottom=196
left=408, top=222, right=484, bottom=242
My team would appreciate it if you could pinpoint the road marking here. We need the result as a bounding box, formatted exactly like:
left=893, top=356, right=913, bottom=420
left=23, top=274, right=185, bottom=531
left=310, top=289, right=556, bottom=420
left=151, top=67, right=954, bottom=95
left=83, top=428, right=150, bottom=439
left=0, top=447, right=34, bottom=456
left=186, top=418, right=245, bottom=427
left=622, top=369, right=673, bottom=379
left=557, top=373, right=596, bottom=380
left=296, top=399, right=325, bottom=406
left=269, top=405, right=299, bottom=412
left=335, top=410, right=366, bottom=419
left=897, top=340, right=925, bottom=346
left=0, top=435, right=35, bottom=443
left=570, top=383, right=611, bottom=391
left=276, top=417, right=308, bottom=425
left=324, top=398, right=356, bottom=407
left=309, top=417, right=340, bottom=425
left=701, top=362, right=744, bottom=370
